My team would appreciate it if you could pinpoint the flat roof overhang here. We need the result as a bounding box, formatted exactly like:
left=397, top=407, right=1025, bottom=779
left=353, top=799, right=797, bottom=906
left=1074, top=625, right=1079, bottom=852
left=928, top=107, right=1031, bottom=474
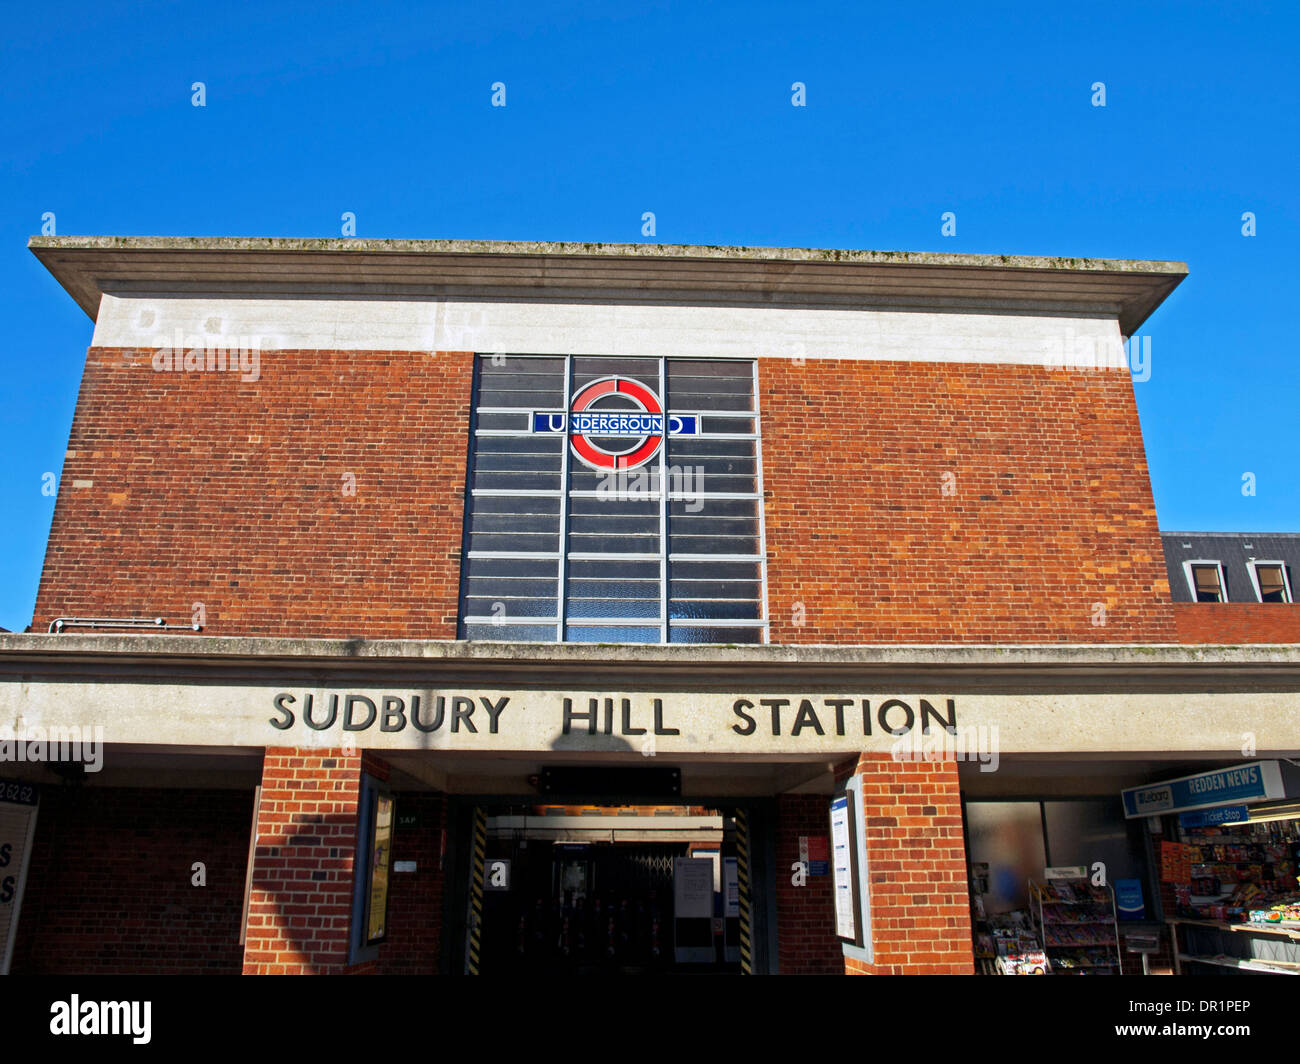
left=1, top=634, right=1297, bottom=692
left=3, top=636, right=1295, bottom=794
left=6, top=636, right=1296, bottom=771
left=29, top=235, right=1187, bottom=337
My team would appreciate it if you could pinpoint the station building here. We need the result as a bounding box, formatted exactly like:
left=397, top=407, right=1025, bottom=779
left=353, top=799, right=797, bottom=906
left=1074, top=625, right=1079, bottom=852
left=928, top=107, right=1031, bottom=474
left=2, top=236, right=1298, bottom=976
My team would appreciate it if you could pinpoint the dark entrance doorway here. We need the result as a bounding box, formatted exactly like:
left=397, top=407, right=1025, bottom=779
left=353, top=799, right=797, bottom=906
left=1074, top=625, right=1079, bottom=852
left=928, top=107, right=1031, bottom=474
left=467, top=803, right=748, bottom=974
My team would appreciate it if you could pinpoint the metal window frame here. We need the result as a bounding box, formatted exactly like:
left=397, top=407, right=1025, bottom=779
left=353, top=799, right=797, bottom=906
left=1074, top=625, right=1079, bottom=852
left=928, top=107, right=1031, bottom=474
left=460, top=353, right=769, bottom=645
left=556, top=355, right=574, bottom=641
left=751, top=359, right=771, bottom=644
left=658, top=356, right=670, bottom=643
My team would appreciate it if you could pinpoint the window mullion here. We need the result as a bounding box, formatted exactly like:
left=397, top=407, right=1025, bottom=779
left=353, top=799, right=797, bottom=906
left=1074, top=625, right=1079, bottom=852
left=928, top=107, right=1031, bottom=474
left=557, top=354, right=573, bottom=642
left=658, top=356, right=669, bottom=644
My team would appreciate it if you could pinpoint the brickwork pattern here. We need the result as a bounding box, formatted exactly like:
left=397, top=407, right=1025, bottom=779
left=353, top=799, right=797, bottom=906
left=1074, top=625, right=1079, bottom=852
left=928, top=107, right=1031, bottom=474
left=844, top=754, right=974, bottom=975
left=243, top=747, right=370, bottom=974
left=375, top=791, right=447, bottom=974
left=34, top=348, right=474, bottom=639
left=1173, top=603, right=1300, bottom=644
left=11, top=786, right=252, bottom=974
left=774, top=794, right=841, bottom=974
left=32, top=348, right=1191, bottom=648
left=760, top=359, right=1176, bottom=644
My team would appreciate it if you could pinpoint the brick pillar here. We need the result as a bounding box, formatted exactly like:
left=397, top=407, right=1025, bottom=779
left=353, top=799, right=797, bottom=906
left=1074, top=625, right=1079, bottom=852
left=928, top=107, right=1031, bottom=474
left=243, top=747, right=370, bottom=975
left=844, top=754, right=974, bottom=975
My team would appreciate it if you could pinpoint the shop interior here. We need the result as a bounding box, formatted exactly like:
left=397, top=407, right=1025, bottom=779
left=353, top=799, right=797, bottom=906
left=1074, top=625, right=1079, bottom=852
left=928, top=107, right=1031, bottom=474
left=962, top=759, right=1300, bottom=976
left=1163, top=794, right=1300, bottom=975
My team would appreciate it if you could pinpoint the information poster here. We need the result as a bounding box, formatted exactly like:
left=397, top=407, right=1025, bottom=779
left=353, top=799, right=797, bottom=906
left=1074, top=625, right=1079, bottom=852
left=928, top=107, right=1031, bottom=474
left=0, top=780, right=39, bottom=975
left=723, top=857, right=739, bottom=918
left=807, top=836, right=830, bottom=876
left=673, top=857, right=714, bottom=918
left=830, top=794, right=858, bottom=942
left=365, top=793, right=394, bottom=944
left=672, top=857, right=716, bottom=964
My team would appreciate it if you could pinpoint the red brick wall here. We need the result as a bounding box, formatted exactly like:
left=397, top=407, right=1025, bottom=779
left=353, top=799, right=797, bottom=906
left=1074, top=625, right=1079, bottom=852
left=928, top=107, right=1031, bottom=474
left=244, top=747, right=373, bottom=974
left=34, top=349, right=1185, bottom=646
left=11, top=786, right=253, bottom=974
left=760, top=359, right=1176, bottom=643
left=1173, top=603, right=1300, bottom=644
left=34, top=347, right=473, bottom=638
left=376, top=791, right=446, bottom=975
left=774, top=794, right=841, bottom=974
left=844, top=754, right=974, bottom=975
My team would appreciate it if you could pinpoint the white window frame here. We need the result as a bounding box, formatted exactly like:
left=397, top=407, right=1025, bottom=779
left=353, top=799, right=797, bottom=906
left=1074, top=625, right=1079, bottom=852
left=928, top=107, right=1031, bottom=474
left=1247, top=560, right=1293, bottom=604
left=1182, top=559, right=1227, bottom=603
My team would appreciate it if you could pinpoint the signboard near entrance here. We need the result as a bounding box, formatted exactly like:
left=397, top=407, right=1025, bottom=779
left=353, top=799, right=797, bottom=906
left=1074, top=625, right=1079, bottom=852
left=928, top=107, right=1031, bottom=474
left=723, top=858, right=739, bottom=918
left=807, top=836, right=829, bottom=876
left=830, top=795, right=859, bottom=942
left=1179, top=805, right=1249, bottom=828
left=0, top=779, right=38, bottom=975
left=723, top=857, right=740, bottom=965
left=1121, top=761, right=1286, bottom=818
left=673, top=858, right=714, bottom=918
left=673, top=857, right=716, bottom=964
left=831, top=778, right=873, bottom=962
left=364, top=791, right=394, bottom=945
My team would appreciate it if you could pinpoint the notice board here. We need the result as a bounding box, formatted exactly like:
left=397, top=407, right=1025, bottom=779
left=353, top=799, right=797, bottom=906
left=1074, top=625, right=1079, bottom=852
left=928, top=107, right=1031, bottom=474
left=0, top=780, right=39, bottom=974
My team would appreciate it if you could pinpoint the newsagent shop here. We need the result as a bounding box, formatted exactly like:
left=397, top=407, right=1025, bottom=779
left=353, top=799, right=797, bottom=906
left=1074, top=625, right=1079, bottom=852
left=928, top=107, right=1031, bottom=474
left=0, top=236, right=1297, bottom=976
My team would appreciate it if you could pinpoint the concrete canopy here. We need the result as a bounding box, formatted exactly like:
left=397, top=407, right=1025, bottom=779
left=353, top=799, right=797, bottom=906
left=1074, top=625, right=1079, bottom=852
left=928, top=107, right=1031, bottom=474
left=29, top=235, right=1187, bottom=337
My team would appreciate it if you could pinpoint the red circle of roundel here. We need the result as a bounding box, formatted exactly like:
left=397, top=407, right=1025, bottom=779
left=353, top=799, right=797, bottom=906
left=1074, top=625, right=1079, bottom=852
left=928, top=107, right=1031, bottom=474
left=568, top=376, right=664, bottom=470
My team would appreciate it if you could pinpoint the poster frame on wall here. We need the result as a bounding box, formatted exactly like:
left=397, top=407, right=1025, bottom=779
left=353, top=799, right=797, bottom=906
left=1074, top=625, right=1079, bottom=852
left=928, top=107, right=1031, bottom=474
left=349, top=773, right=396, bottom=963
left=0, top=779, right=39, bottom=976
left=363, top=785, right=395, bottom=947
left=831, top=774, right=873, bottom=962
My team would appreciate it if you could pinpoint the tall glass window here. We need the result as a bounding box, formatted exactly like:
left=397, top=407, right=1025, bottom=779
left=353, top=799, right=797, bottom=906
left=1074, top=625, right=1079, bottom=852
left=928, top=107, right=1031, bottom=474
left=458, top=355, right=767, bottom=644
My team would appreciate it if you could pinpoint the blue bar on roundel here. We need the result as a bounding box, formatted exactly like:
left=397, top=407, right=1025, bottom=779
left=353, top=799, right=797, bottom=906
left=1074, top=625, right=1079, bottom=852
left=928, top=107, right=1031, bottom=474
left=531, top=411, right=700, bottom=435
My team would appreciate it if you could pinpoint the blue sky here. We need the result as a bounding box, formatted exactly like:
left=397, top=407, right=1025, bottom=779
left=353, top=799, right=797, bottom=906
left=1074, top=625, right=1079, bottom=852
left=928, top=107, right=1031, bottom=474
left=1, top=1, right=1295, bottom=632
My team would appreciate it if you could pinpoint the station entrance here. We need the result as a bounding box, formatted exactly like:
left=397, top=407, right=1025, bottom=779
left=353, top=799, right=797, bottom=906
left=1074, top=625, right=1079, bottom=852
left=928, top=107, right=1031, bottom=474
left=454, top=801, right=764, bottom=975
left=420, top=755, right=837, bottom=976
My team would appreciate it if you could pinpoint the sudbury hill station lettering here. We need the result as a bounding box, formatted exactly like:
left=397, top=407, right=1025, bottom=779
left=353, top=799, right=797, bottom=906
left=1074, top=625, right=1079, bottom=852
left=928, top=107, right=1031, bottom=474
left=268, top=692, right=959, bottom=739
left=3, top=236, right=1298, bottom=978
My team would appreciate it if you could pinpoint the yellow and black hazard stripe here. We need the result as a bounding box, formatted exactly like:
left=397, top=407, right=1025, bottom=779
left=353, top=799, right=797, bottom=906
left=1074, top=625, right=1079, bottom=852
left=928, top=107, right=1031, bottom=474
left=465, top=806, right=487, bottom=975
left=735, top=807, right=753, bottom=975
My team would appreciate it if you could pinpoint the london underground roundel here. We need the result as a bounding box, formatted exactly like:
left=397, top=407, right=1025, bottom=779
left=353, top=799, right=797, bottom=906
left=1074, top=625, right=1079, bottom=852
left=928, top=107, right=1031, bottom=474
left=531, top=376, right=699, bottom=471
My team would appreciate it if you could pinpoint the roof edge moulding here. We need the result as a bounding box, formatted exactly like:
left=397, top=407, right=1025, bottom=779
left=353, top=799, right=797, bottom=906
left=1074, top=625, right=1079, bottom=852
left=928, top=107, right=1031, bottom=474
left=28, top=235, right=1188, bottom=336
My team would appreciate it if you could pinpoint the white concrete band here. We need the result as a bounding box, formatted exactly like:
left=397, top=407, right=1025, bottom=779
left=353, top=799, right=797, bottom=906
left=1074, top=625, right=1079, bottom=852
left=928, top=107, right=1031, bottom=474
left=91, top=295, right=1131, bottom=370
